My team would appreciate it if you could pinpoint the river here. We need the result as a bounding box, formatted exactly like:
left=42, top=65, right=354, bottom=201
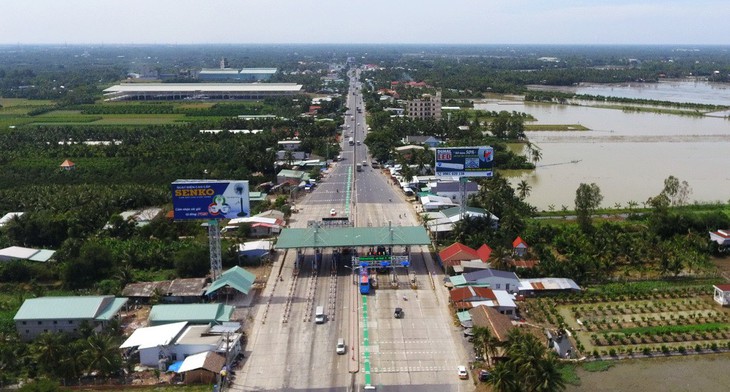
left=475, top=83, right=730, bottom=210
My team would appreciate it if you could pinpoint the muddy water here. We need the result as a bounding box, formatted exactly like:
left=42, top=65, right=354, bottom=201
left=474, top=100, right=730, bottom=210
left=566, top=353, right=730, bottom=392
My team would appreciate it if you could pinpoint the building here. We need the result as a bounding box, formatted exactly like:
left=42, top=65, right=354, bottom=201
left=175, top=351, right=227, bottom=384
left=60, top=159, right=75, bottom=170
left=102, top=83, right=302, bottom=101
left=14, top=296, right=127, bottom=340
left=205, top=266, right=256, bottom=297
left=463, top=269, right=521, bottom=294
left=148, top=304, right=235, bottom=326
left=513, top=236, right=529, bottom=257
left=0, top=246, right=56, bottom=262
left=237, top=240, right=274, bottom=260
left=277, top=139, right=302, bottom=151
left=450, top=287, right=517, bottom=317
left=439, top=242, right=480, bottom=269
left=432, top=181, right=478, bottom=204
left=468, top=305, right=515, bottom=342
left=104, top=207, right=163, bottom=229
left=713, top=284, right=730, bottom=306
left=709, top=230, right=730, bottom=246
left=198, top=68, right=277, bottom=82
left=424, top=206, right=499, bottom=235
left=404, top=135, right=441, bottom=147
left=517, top=278, right=581, bottom=296
left=276, top=169, right=310, bottom=186
left=122, top=322, right=243, bottom=368
left=0, top=212, right=23, bottom=227
left=405, top=91, right=442, bottom=120
left=122, top=278, right=208, bottom=304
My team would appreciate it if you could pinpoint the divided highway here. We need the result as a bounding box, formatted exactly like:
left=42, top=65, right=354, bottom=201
left=232, top=69, right=472, bottom=391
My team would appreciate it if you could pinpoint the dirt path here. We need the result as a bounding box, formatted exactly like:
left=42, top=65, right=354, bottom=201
left=566, top=353, right=730, bottom=392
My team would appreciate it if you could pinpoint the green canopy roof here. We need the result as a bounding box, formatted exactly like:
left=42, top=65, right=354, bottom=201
left=148, top=303, right=234, bottom=326
left=205, top=266, right=255, bottom=295
left=14, top=296, right=127, bottom=321
left=275, top=226, right=431, bottom=249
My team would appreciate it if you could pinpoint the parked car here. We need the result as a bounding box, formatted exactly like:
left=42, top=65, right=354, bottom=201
left=457, top=365, right=468, bottom=380
left=330, top=208, right=337, bottom=216
left=478, top=369, right=491, bottom=382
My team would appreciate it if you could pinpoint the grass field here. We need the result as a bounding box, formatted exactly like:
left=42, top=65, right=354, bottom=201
left=525, top=124, right=589, bottom=131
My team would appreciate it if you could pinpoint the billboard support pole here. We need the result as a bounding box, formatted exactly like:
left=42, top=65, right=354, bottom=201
left=208, top=220, right=223, bottom=280
left=459, top=176, right=468, bottom=220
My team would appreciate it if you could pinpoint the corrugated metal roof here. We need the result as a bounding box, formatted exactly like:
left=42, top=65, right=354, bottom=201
left=205, top=266, right=255, bottom=296
left=0, top=246, right=39, bottom=259
left=275, top=226, right=430, bottom=249
left=148, top=304, right=233, bottom=325
left=28, top=249, right=56, bottom=262
left=178, top=351, right=226, bottom=373
left=120, top=321, right=188, bottom=349
left=14, top=296, right=127, bottom=321
left=104, top=83, right=302, bottom=93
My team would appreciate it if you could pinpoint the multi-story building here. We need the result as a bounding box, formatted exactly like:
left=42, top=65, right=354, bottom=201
left=405, top=91, right=442, bottom=120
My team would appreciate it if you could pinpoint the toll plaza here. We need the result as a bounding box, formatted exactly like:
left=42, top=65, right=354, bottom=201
left=275, top=223, right=431, bottom=288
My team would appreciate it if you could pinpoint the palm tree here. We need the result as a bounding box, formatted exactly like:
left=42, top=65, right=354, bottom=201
left=84, top=333, right=123, bottom=379
left=490, top=361, right=519, bottom=392
left=517, top=180, right=532, bottom=200
left=530, top=144, right=543, bottom=166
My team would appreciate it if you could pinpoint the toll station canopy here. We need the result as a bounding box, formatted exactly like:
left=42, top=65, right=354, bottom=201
left=275, top=226, right=431, bottom=249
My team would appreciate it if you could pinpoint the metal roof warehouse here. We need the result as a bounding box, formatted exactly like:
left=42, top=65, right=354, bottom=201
left=103, top=83, right=303, bottom=101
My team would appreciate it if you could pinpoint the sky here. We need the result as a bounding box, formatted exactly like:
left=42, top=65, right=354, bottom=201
left=2, top=0, right=729, bottom=45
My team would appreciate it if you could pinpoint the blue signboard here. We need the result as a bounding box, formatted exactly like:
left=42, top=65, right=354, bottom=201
left=171, top=180, right=250, bottom=220
left=434, top=146, right=494, bottom=178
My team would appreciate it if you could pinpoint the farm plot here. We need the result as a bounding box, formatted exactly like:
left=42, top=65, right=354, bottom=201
left=525, top=290, right=730, bottom=359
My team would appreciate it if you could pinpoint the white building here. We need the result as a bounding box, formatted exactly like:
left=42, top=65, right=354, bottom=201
left=713, top=284, right=730, bottom=306
left=121, top=322, right=242, bottom=367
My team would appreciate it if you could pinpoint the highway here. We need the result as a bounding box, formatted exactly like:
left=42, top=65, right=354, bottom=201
left=232, top=68, right=472, bottom=391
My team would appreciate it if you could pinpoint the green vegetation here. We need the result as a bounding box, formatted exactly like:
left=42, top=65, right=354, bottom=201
left=582, top=361, right=614, bottom=372
left=616, top=323, right=729, bottom=336
left=524, top=124, right=589, bottom=131
left=557, top=364, right=581, bottom=386
left=489, top=329, right=565, bottom=392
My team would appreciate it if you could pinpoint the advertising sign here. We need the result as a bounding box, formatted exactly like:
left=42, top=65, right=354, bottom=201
left=171, top=180, right=250, bottom=220
left=434, top=146, right=494, bottom=177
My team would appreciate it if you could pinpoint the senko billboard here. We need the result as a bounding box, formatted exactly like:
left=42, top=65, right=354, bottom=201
left=434, top=146, right=494, bottom=177
left=171, top=180, right=250, bottom=220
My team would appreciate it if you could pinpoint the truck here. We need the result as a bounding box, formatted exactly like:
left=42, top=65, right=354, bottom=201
left=348, top=137, right=354, bottom=146
left=356, top=163, right=362, bottom=172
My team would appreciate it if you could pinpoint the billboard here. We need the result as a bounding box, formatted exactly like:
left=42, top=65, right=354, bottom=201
left=171, top=180, right=250, bottom=220
left=434, top=146, right=494, bottom=178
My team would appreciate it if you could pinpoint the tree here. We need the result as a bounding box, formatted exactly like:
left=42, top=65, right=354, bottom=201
left=174, top=246, right=210, bottom=278
left=517, top=180, right=532, bottom=200
left=490, top=329, right=566, bottom=392
left=83, top=333, right=123, bottom=379
left=574, top=183, right=603, bottom=232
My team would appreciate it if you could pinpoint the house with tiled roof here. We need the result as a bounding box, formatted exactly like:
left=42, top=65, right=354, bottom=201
left=469, top=305, right=515, bottom=342
left=512, top=236, right=528, bottom=257
left=439, top=242, right=480, bottom=268
left=476, top=244, right=492, bottom=263
left=450, top=286, right=518, bottom=317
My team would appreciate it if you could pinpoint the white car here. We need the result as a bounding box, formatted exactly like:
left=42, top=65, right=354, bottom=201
left=330, top=208, right=337, bottom=216
left=457, top=365, right=468, bottom=380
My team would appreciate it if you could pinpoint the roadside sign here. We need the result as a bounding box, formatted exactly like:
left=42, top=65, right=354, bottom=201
left=434, top=146, right=494, bottom=177
left=171, top=180, right=250, bottom=220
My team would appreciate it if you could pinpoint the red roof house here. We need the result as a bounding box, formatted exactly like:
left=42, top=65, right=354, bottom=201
left=439, top=243, right=479, bottom=267
left=476, top=244, right=492, bottom=263
left=60, top=159, right=75, bottom=170
left=450, top=286, right=496, bottom=303
left=512, top=236, right=528, bottom=257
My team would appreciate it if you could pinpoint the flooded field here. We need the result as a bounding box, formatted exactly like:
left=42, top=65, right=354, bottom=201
left=475, top=93, right=730, bottom=210
left=567, top=353, right=730, bottom=392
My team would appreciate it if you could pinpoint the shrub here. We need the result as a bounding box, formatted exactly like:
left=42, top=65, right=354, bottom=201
left=643, top=347, right=651, bottom=355
left=678, top=346, right=686, bottom=354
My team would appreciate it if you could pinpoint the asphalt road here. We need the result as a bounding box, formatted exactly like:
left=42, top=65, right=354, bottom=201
left=232, top=69, right=472, bottom=392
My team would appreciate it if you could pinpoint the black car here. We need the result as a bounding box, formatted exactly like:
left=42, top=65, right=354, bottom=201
left=478, top=369, right=491, bottom=382
left=394, top=307, right=404, bottom=318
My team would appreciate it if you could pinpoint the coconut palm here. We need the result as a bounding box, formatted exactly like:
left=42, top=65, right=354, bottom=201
left=83, top=333, right=123, bottom=379
left=517, top=180, right=532, bottom=200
